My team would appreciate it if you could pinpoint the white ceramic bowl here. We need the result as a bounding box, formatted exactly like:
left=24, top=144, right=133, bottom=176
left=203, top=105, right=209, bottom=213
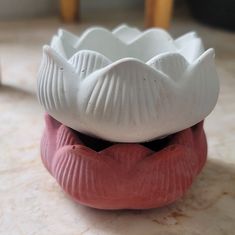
left=37, top=25, right=219, bottom=143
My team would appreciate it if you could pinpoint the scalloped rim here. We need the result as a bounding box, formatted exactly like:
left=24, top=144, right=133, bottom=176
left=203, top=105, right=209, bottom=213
left=40, top=114, right=207, bottom=209
left=37, top=43, right=219, bottom=142
left=51, top=24, right=204, bottom=63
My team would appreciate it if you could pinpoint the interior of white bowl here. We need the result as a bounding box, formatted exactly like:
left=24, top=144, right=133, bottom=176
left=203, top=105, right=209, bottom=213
left=52, top=26, right=205, bottom=63
left=74, top=29, right=178, bottom=62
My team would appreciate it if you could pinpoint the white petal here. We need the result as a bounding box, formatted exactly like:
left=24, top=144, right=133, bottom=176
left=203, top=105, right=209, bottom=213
left=75, top=28, right=124, bottom=61
left=50, top=27, right=205, bottom=63
left=45, top=50, right=218, bottom=143
left=179, top=38, right=205, bottom=63
left=68, top=50, right=111, bottom=79
left=37, top=46, right=76, bottom=115
left=58, top=29, right=79, bottom=46
left=51, top=35, right=76, bottom=59
left=182, top=48, right=219, bottom=122
left=77, top=59, right=170, bottom=142
left=112, top=24, right=141, bottom=42
left=37, top=47, right=111, bottom=120
left=129, top=29, right=177, bottom=62
left=75, top=28, right=177, bottom=62
left=51, top=36, right=67, bottom=58
left=147, top=52, right=189, bottom=82
left=51, top=29, right=80, bottom=59
left=175, top=31, right=197, bottom=47
left=38, top=28, right=219, bottom=143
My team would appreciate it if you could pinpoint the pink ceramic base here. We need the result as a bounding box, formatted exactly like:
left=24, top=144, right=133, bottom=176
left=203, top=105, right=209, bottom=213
left=41, top=114, right=207, bottom=210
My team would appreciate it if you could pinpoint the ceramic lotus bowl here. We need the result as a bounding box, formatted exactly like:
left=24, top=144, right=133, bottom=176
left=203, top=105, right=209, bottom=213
left=37, top=25, right=219, bottom=209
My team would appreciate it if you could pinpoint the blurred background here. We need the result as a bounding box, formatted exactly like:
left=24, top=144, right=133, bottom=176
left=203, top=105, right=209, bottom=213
left=0, top=0, right=234, bottom=91
left=0, top=0, right=234, bottom=88
left=0, top=0, right=234, bottom=29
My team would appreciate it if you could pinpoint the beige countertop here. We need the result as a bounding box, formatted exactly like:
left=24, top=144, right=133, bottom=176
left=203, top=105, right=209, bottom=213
left=0, top=12, right=235, bottom=235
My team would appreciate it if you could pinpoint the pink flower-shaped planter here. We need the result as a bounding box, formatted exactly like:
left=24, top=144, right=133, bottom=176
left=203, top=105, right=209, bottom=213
left=41, top=114, right=207, bottom=209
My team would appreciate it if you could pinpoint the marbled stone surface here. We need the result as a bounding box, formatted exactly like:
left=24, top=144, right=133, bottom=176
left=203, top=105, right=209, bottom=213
left=0, top=10, right=235, bottom=235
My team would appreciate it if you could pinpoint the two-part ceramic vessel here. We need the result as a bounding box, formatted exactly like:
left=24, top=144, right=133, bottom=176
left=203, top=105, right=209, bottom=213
left=37, top=25, right=219, bottom=209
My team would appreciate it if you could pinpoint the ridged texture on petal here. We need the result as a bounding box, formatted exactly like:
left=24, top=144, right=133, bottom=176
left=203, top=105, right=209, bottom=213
left=68, top=50, right=111, bottom=79
left=131, top=146, right=198, bottom=206
left=52, top=146, right=119, bottom=206
left=37, top=25, right=218, bottom=143
left=148, top=53, right=189, bottom=81
left=40, top=115, right=61, bottom=174
left=37, top=46, right=219, bottom=143
left=37, top=46, right=75, bottom=114
left=56, top=125, right=81, bottom=148
left=41, top=115, right=207, bottom=209
left=80, top=59, right=165, bottom=127
left=37, top=47, right=112, bottom=129
left=76, top=50, right=218, bottom=142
